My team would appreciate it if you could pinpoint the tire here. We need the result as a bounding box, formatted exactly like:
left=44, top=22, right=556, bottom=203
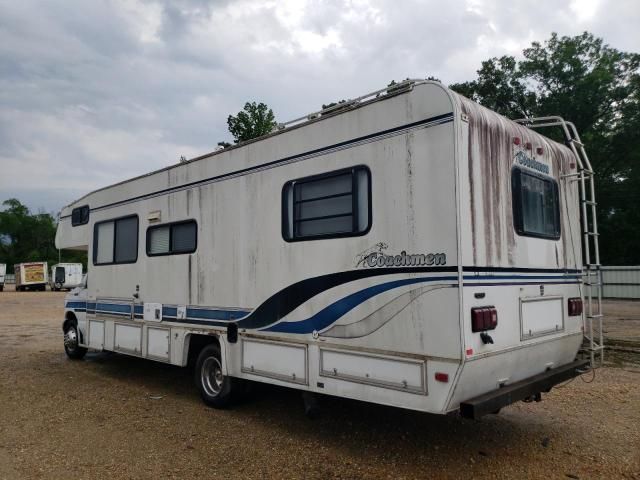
left=64, top=322, right=87, bottom=360
left=194, top=343, right=236, bottom=408
left=0, top=285, right=3, bottom=292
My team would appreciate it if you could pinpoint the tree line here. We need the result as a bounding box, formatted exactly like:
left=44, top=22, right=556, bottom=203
left=0, top=199, right=86, bottom=274
left=1, top=31, right=637, bottom=267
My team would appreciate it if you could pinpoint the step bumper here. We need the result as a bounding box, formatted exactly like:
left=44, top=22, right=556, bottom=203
left=459, top=359, right=590, bottom=419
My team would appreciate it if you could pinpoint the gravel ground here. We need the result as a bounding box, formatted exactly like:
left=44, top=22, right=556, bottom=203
left=0, top=286, right=639, bottom=480
left=604, top=299, right=640, bottom=347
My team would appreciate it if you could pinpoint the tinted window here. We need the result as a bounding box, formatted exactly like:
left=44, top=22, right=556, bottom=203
left=283, top=166, right=371, bottom=241
left=93, top=216, right=139, bottom=265
left=512, top=168, right=560, bottom=239
left=115, top=216, right=139, bottom=263
left=71, top=206, right=90, bottom=226
left=147, top=220, right=197, bottom=256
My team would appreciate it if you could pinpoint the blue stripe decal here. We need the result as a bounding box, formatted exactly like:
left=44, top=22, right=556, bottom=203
left=69, top=272, right=580, bottom=329
left=96, top=303, right=131, bottom=314
left=262, top=276, right=457, bottom=334
left=464, top=281, right=579, bottom=287
left=162, top=306, right=177, bottom=317
left=186, top=308, right=251, bottom=321
left=65, top=301, right=87, bottom=309
left=463, top=274, right=581, bottom=281
left=261, top=273, right=581, bottom=334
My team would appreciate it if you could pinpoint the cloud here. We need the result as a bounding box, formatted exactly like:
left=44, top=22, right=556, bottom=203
left=0, top=0, right=638, bottom=213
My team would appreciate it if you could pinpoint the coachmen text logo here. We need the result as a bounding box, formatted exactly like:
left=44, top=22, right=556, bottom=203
left=515, top=150, right=549, bottom=174
left=365, top=251, right=447, bottom=267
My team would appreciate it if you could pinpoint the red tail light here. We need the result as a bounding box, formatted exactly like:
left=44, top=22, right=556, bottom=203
left=568, top=298, right=583, bottom=316
left=435, top=372, right=449, bottom=383
left=471, top=306, right=498, bottom=332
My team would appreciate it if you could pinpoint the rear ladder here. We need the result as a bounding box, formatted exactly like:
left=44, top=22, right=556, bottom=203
left=515, top=116, right=604, bottom=368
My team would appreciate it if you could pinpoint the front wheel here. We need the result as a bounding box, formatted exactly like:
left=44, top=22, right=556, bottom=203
left=64, top=323, right=87, bottom=359
left=195, top=344, right=237, bottom=408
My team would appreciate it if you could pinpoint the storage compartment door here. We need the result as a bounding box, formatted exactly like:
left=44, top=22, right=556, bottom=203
left=242, top=339, right=307, bottom=385
left=114, top=323, right=142, bottom=355
left=146, top=327, right=170, bottom=361
left=88, top=320, right=104, bottom=349
left=520, top=297, right=564, bottom=339
left=320, top=349, right=426, bottom=394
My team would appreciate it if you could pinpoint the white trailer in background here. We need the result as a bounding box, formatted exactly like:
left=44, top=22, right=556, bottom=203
left=56, top=80, right=603, bottom=418
left=14, top=262, right=48, bottom=292
left=0, top=264, right=5, bottom=292
left=50, top=263, right=83, bottom=291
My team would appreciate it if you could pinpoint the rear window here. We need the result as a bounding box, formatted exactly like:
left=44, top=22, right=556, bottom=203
left=511, top=167, right=560, bottom=240
left=282, top=166, right=371, bottom=241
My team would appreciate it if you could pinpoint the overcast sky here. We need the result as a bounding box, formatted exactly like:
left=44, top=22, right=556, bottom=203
left=1, top=0, right=638, bottom=214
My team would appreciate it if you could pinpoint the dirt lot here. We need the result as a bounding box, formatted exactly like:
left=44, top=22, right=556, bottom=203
left=0, top=287, right=638, bottom=480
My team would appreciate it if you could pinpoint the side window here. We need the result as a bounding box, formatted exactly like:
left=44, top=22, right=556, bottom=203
left=93, top=215, right=139, bottom=265
left=71, top=205, right=90, bottom=226
left=147, top=220, right=197, bottom=256
left=282, top=166, right=371, bottom=241
left=512, top=167, right=561, bottom=240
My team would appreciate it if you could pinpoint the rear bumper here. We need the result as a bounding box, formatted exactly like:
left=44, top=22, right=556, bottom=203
left=459, top=359, right=589, bottom=419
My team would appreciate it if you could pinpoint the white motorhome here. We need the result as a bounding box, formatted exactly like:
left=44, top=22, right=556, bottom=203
left=0, top=264, right=5, bottom=291
left=14, top=262, right=48, bottom=292
left=56, top=80, right=603, bottom=418
left=50, top=263, right=83, bottom=291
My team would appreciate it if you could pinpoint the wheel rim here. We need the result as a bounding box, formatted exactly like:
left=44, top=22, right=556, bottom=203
left=201, top=356, right=224, bottom=397
left=64, top=327, right=78, bottom=352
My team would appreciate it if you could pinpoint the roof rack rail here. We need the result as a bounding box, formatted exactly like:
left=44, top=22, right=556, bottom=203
left=276, top=78, right=426, bottom=131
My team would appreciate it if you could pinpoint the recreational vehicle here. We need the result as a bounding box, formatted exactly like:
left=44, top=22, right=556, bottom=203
left=56, top=80, right=603, bottom=418
left=50, top=263, right=83, bottom=291
left=0, top=264, right=5, bottom=291
left=14, top=262, right=48, bottom=292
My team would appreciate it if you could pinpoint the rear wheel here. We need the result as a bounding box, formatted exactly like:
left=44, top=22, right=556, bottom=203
left=64, top=323, right=87, bottom=360
left=195, top=344, right=237, bottom=408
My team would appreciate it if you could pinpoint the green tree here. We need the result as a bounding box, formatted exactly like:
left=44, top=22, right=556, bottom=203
left=450, top=56, right=537, bottom=118
left=0, top=199, right=87, bottom=274
left=227, top=102, right=277, bottom=143
left=450, top=32, right=640, bottom=265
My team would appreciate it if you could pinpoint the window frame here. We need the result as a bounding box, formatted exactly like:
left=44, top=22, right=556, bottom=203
left=92, top=214, right=139, bottom=266
left=71, top=205, right=90, bottom=226
left=511, top=167, right=561, bottom=240
left=282, top=165, right=372, bottom=242
left=146, top=219, right=198, bottom=257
